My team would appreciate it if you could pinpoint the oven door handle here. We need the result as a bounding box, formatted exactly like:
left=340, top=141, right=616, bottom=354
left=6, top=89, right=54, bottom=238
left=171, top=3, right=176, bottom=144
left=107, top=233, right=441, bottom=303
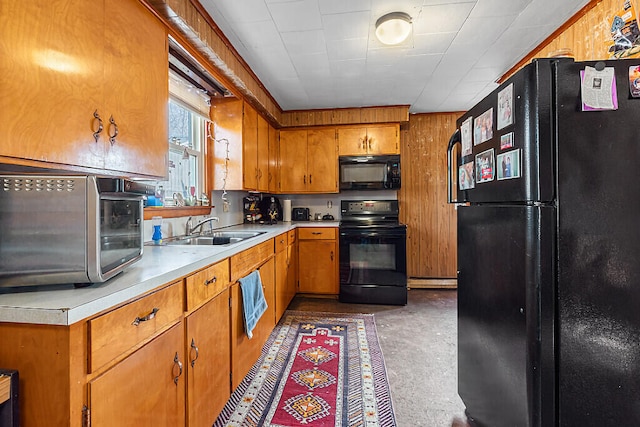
left=340, top=231, right=406, bottom=238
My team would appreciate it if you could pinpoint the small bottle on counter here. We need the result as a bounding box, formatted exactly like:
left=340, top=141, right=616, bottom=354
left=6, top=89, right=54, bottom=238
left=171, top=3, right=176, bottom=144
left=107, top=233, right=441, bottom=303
left=152, top=216, right=163, bottom=244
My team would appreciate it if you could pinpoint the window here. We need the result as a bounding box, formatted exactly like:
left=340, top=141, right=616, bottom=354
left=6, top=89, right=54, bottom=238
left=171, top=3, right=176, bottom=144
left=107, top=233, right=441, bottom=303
left=148, top=67, right=212, bottom=208
left=155, top=99, right=207, bottom=206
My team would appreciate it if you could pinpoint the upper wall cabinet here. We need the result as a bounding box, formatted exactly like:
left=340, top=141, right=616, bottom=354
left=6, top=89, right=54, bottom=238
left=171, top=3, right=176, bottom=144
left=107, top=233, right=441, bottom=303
left=338, top=124, right=400, bottom=156
left=279, top=128, right=338, bottom=193
left=0, top=0, right=168, bottom=178
left=242, top=105, right=270, bottom=192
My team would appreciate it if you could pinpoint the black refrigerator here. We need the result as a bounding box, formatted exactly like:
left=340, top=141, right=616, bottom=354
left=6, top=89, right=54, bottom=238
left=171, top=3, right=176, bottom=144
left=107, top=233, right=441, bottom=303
left=447, top=58, right=640, bottom=426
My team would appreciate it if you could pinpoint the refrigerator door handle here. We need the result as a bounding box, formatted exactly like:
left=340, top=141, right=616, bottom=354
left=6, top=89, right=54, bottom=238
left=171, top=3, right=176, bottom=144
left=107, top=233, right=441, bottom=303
left=447, top=129, right=461, bottom=204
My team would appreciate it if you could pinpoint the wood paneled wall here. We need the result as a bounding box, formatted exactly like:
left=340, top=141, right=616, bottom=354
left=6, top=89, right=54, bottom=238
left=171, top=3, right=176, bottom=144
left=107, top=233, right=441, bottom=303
left=399, top=113, right=461, bottom=283
left=280, top=106, right=409, bottom=127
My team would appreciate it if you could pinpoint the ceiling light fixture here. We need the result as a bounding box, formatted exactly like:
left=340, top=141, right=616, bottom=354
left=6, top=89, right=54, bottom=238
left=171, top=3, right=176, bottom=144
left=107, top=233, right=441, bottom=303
left=375, top=12, right=412, bottom=45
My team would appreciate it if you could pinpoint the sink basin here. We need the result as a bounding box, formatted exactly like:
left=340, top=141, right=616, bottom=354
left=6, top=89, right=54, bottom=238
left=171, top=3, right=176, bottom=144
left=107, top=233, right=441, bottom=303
left=163, top=230, right=266, bottom=246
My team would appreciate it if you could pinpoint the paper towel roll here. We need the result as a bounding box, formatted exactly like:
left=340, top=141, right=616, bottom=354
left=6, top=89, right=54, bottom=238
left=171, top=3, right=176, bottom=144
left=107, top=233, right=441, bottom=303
left=283, top=199, right=292, bottom=222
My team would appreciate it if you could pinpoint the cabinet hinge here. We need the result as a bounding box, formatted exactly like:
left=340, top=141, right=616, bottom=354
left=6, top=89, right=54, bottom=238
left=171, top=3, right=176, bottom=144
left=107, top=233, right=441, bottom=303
left=82, top=405, right=90, bottom=427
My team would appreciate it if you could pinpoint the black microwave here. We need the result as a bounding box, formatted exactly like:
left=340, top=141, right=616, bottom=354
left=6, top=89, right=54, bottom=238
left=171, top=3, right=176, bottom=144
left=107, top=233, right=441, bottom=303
left=339, top=155, right=401, bottom=190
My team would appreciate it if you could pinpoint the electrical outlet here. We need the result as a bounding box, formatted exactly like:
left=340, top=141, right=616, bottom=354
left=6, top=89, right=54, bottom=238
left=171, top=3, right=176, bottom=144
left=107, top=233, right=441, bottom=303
left=327, top=200, right=332, bottom=208
left=223, top=201, right=230, bottom=212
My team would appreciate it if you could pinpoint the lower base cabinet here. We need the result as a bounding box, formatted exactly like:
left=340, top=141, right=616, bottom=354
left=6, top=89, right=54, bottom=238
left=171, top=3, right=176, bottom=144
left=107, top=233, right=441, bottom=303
left=298, top=228, right=338, bottom=294
left=185, top=288, right=231, bottom=427
left=230, top=256, right=275, bottom=390
left=88, top=322, right=186, bottom=426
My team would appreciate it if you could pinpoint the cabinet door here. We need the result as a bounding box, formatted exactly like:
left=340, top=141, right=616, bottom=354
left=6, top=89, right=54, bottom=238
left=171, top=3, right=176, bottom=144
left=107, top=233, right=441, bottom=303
left=257, top=115, right=270, bottom=192
left=89, top=323, right=185, bottom=427
left=242, top=103, right=259, bottom=190
left=287, top=239, right=298, bottom=307
left=275, top=247, right=288, bottom=322
left=366, top=124, right=399, bottom=155
left=230, top=257, right=276, bottom=390
left=338, top=127, right=367, bottom=156
left=0, top=0, right=105, bottom=169
left=307, top=128, right=338, bottom=192
left=279, top=129, right=307, bottom=193
left=298, top=240, right=338, bottom=294
left=103, top=0, right=168, bottom=177
left=268, top=124, right=279, bottom=193
left=186, top=289, right=231, bottom=427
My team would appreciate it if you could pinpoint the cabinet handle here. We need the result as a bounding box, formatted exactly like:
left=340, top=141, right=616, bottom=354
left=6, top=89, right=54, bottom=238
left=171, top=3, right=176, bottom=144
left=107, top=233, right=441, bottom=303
left=309, top=174, right=312, bottom=184
left=173, top=352, right=183, bottom=385
left=303, top=175, right=306, bottom=184
left=190, top=338, right=200, bottom=368
left=205, top=276, right=217, bottom=286
left=330, top=250, right=334, bottom=261
left=311, top=232, right=323, bottom=235
left=368, top=138, right=372, bottom=150
left=108, top=115, right=119, bottom=145
left=131, top=307, right=159, bottom=326
left=92, top=110, right=103, bottom=142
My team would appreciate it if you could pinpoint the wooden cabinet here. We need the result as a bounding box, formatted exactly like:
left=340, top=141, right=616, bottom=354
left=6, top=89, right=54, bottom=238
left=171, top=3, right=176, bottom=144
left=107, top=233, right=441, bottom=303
left=298, top=228, right=339, bottom=294
left=275, top=230, right=297, bottom=322
left=88, top=323, right=185, bottom=427
left=242, top=104, right=269, bottom=192
left=279, top=128, right=338, bottom=193
left=230, top=240, right=275, bottom=389
left=0, top=0, right=168, bottom=178
left=212, top=99, right=269, bottom=191
left=268, top=123, right=279, bottom=193
left=88, top=281, right=184, bottom=373
left=183, top=258, right=231, bottom=426
left=185, top=288, right=231, bottom=427
left=338, top=124, right=399, bottom=155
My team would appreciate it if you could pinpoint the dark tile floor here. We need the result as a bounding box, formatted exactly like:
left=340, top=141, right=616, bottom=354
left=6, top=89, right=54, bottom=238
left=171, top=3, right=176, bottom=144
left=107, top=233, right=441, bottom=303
left=288, top=289, right=468, bottom=426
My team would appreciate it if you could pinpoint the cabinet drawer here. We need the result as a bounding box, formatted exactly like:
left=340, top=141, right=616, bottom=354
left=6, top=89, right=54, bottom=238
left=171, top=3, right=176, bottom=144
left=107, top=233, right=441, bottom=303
left=288, top=229, right=296, bottom=245
left=185, top=258, right=230, bottom=312
left=275, top=233, right=288, bottom=254
left=230, top=239, right=274, bottom=282
left=88, top=281, right=183, bottom=372
left=298, top=227, right=336, bottom=240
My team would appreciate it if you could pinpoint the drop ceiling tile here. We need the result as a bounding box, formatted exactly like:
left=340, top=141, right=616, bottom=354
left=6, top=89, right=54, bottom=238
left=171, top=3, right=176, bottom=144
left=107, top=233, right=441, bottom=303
left=329, top=58, right=367, bottom=77
left=281, top=30, right=327, bottom=55
left=268, top=0, right=323, bottom=32
left=204, top=0, right=271, bottom=23
left=327, top=37, right=368, bottom=61
left=468, top=0, right=532, bottom=18
left=411, top=32, right=456, bottom=54
left=412, top=3, right=476, bottom=35
left=319, top=0, right=372, bottom=15
left=322, top=11, right=372, bottom=41
left=233, top=20, right=283, bottom=49
left=290, top=52, right=331, bottom=78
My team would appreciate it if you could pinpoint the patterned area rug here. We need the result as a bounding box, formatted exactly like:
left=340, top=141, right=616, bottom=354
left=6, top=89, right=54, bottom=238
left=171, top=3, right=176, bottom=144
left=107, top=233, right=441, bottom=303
left=214, top=311, right=397, bottom=427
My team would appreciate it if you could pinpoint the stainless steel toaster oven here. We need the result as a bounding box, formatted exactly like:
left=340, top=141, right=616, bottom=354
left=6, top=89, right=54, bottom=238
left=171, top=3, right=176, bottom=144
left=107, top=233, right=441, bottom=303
left=0, top=175, right=150, bottom=288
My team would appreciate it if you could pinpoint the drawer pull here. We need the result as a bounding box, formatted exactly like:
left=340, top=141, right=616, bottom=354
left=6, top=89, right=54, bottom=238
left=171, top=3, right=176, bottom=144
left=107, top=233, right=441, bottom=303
left=131, top=307, right=159, bottom=326
left=190, top=338, right=200, bottom=368
left=311, top=232, right=323, bottom=235
left=205, top=276, right=217, bottom=286
left=173, top=352, right=183, bottom=385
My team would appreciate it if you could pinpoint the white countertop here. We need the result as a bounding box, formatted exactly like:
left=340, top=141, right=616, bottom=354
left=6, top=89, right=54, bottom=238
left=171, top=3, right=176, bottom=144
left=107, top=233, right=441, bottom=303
left=0, top=221, right=339, bottom=326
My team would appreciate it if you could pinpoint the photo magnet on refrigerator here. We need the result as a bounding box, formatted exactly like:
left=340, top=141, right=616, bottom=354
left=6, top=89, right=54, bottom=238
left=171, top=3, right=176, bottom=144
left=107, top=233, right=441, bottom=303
left=629, top=65, right=640, bottom=97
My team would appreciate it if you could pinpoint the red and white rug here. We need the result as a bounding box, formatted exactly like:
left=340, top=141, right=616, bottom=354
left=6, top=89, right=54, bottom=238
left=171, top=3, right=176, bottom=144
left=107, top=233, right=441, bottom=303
left=214, top=311, right=397, bottom=427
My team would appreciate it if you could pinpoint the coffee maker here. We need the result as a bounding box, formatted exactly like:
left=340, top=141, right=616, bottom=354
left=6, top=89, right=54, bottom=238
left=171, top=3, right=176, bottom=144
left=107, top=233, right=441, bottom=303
left=259, top=196, right=282, bottom=224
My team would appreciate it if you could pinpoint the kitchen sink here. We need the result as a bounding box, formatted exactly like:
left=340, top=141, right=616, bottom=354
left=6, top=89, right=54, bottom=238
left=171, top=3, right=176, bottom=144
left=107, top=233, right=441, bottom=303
left=162, top=230, right=266, bottom=246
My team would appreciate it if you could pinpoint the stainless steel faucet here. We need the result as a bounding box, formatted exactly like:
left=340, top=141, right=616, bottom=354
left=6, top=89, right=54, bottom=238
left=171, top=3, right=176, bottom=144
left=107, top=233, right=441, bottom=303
left=185, top=216, right=220, bottom=236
